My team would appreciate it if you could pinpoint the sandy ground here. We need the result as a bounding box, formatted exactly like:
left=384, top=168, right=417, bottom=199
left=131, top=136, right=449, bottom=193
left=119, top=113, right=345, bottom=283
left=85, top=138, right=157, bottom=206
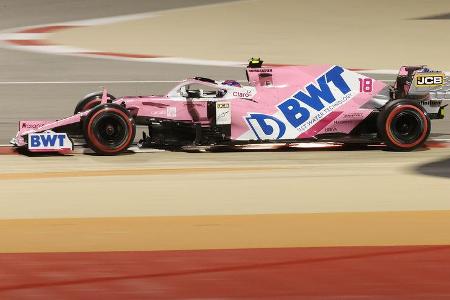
left=2, top=211, right=450, bottom=253
left=0, top=147, right=448, bottom=253
left=0, top=148, right=449, bottom=219
left=0, top=146, right=448, bottom=253
left=48, top=0, right=450, bottom=70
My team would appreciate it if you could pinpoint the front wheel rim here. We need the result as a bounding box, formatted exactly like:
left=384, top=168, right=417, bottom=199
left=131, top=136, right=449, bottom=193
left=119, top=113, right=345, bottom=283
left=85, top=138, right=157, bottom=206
left=92, top=113, right=129, bottom=148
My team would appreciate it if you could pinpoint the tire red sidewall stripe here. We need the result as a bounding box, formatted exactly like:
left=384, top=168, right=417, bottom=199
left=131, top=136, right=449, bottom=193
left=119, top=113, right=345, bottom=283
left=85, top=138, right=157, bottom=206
left=86, top=107, right=134, bottom=153
left=385, top=105, right=428, bottom=148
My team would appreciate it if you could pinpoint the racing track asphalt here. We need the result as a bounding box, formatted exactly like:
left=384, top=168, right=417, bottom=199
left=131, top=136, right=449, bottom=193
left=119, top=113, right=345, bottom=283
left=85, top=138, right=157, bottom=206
left=0, top=0, right=243, bottom=144
left=0, top=1, right=449, bottom=299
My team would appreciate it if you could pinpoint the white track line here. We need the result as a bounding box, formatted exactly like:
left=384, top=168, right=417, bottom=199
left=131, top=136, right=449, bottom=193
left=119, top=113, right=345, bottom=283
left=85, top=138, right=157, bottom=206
left=1, top=6, right=449, bottom=71
left=0, top=80, right=182, bottom=85
left=0, top=2, right=249, bottom=67
left=0, top=33, right=46, bottom=40
left=1, top=0, right=450, bottom=71
left=0, top=79, right=249, bottom=85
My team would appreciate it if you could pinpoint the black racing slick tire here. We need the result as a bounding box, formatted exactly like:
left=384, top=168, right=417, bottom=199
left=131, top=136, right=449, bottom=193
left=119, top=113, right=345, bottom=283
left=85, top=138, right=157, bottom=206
left=83, top=104, right=135, bottom=155
left=377, top=100, right=430, bottom=151
left=74, top=91, right=116, bottom=114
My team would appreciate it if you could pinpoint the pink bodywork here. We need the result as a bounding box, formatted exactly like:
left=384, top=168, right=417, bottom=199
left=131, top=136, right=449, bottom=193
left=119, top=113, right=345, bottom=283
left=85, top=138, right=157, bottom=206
left=13, top=65, right=387, bottom=147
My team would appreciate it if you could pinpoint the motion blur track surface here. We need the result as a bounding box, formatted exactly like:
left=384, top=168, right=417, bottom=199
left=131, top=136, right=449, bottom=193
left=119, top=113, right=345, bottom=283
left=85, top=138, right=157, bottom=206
left=0, top=0, right=449, bottom=299
left=0, top=147, right=449, bottom=299
left=1, top=246, right=450, bottom=299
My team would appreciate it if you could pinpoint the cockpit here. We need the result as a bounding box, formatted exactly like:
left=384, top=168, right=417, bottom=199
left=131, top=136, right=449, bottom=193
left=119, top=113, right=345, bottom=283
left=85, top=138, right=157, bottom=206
left=166, top=77, right=256, bottom=100
left=178, top=82, right=227, bottom=98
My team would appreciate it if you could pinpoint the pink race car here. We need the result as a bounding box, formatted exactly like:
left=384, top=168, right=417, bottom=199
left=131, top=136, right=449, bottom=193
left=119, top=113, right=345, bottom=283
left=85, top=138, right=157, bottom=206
left=11, top=58, right=449, bottom=155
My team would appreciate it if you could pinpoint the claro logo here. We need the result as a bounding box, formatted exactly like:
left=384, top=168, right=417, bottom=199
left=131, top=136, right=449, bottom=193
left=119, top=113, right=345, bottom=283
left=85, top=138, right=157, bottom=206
left=232, top=91, right=251, bottom=98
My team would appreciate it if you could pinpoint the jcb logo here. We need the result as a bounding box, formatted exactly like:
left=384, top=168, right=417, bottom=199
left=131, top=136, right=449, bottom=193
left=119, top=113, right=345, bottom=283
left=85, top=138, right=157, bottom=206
left=416, top=74, right=444, bottom=86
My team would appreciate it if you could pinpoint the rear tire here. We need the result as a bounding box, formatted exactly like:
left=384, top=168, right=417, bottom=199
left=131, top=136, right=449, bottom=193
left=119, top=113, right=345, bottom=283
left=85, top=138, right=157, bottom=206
left=74, top=91, right=116, bottom=114
left=377, top=100, right=430, bottom=151
left=83, top=104, right=135, bottom=155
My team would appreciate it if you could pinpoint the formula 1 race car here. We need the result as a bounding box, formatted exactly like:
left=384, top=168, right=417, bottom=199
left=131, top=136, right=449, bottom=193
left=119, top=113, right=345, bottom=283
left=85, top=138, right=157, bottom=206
left=11, top=58, right=449, bottom=155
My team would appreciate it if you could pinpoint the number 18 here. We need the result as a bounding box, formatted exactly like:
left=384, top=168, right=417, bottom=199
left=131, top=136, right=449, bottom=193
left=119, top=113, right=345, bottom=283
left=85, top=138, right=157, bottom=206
left=359, top=78, right=373, bottom=93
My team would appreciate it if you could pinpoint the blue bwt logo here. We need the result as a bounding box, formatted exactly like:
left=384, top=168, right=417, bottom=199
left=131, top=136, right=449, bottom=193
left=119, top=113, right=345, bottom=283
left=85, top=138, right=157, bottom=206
left=246, top=66, right=352, bottom=140
left=28, top=131, right=73, bottom=152
left=246, top=113, right=286, bottom=139
left=30, top=134, right=66, bottom=147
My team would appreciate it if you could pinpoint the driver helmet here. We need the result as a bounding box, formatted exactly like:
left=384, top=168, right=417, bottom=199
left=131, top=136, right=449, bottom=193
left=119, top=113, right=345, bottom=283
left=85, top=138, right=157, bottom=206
left=222, top=80, right=241, bottom=87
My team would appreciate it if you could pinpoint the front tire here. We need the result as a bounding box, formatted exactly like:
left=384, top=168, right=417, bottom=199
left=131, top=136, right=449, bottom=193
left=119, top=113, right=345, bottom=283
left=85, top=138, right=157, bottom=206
left=377, top=100, right=430, bottom=151
left=83, top=104, right=135, bottom=155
